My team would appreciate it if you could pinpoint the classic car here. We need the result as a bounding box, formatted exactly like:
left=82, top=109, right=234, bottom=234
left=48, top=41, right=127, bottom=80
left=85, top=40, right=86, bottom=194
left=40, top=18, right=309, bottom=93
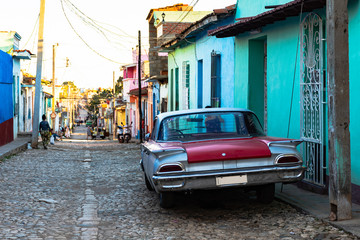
left=140, top=108, right=305, bottom=208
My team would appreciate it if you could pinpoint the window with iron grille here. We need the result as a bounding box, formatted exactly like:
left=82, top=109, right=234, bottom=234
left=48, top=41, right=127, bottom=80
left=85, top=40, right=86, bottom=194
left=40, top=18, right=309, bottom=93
left=211, top=51, right=221, bottom=108
left=175, top=68, right=179, bottom=111
left=170, top=69, right=174, bottom=111
left=182, top=61, right=190, bottom=109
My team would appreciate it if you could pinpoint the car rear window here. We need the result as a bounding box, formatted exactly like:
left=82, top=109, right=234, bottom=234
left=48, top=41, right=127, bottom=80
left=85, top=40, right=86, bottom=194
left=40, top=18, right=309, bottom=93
left=157, top=112, right=265, bottom=142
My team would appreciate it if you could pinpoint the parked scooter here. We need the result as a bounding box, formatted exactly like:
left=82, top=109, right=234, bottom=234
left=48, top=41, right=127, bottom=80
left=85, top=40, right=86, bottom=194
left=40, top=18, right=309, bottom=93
left=117, top=125, right=124, bottom=143
left=118, top=122, right=132, bottom=143
left=123, top=122, right=132, bottom=143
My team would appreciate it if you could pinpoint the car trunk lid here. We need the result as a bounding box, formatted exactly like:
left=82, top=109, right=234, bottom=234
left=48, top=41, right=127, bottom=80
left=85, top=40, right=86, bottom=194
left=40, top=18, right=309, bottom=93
left=182, top=138, right=272, bottom=164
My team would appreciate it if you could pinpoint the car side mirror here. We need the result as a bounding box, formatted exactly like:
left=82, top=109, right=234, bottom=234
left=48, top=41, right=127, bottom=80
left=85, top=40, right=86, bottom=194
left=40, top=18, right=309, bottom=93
left=144, top=133, right=151, bottom=142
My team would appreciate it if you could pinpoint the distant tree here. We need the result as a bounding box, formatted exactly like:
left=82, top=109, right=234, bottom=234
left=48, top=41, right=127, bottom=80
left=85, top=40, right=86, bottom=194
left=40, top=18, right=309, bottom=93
left=85, top=88, right=114, bottom=119
left=115, top=76, right=123, bottom=95
left=59, top=81, right=79, bottom=99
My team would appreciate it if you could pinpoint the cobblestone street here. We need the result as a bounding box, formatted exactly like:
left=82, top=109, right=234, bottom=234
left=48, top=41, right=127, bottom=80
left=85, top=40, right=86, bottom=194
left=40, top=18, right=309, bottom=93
left=0, top=126, right=358, bottom=240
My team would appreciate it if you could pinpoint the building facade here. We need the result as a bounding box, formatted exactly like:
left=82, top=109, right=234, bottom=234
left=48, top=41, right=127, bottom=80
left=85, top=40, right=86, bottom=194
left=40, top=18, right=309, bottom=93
left=210, top=0, right=360, bottom=204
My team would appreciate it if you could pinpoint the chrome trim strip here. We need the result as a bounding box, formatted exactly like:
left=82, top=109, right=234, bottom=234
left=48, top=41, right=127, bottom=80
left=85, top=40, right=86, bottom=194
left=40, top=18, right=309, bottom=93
left=153, top=165, right=305, bottom=181
left=161, top=182, right=185, bottom=189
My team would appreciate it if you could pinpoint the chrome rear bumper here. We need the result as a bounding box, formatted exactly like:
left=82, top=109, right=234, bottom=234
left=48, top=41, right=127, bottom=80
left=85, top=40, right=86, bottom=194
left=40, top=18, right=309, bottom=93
left=152, top=165, right=306, bottom=192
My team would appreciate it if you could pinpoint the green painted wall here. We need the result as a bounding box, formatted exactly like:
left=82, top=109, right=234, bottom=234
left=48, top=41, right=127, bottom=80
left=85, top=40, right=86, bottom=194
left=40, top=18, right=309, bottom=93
left=168, top=43, right=196, bottom=111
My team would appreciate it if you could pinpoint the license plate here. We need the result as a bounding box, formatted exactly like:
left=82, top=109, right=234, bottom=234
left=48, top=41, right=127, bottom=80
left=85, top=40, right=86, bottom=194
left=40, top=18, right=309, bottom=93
left=216, top=175, right=247, bottom=186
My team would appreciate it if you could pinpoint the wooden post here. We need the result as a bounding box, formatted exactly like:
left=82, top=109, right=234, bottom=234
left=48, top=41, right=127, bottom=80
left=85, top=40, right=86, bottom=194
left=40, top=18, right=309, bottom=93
left=31, top=0, right=46, bottom=148
left=51, top=43, right=58, bottom=129
left=326, top=0, right=352, bottom=221
left=113, top=71, right=116, bottom=140
left=138, top=31, right=143, bottom=143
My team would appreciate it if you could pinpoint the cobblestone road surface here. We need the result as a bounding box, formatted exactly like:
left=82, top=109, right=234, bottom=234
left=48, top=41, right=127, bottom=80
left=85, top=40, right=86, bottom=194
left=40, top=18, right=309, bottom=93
left=0, top=126, right=358, bottom=239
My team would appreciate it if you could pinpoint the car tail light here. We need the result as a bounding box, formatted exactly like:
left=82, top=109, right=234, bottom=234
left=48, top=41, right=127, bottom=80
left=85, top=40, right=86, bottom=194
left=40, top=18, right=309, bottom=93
left=159, top=164, right=183, bottom=172
left=277, top=156, right=300, bottom=164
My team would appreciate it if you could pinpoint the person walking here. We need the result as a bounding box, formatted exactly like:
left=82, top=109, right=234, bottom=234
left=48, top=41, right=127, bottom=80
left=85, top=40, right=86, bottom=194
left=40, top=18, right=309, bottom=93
left=39, top=114, right=51, bottom=149
left=87, top=126, right=91, bottom=140
left=65, top=126, right=70, bottom=138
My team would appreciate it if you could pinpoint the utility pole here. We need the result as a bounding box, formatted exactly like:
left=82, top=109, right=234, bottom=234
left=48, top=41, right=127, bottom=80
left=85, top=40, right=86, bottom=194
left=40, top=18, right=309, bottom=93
left=31, top=0, right=46, bottom=148
left=138, top=30, right=142, bottom=143
left=68, top=84, right=71, bottom=129
left=51, top=43, right=59, bottom=129
left=327, top=0, right=352, bottom=221
left=113, top=71, right=116, bottom=140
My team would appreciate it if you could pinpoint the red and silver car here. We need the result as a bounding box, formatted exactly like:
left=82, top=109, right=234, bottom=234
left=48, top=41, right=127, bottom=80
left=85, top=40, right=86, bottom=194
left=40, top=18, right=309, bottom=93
left=140, top=108, right=305, bottom=208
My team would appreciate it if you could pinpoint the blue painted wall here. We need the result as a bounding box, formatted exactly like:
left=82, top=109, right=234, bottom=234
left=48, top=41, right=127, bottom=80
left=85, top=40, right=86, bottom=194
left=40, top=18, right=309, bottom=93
left=0, top=50, right=13, bottom=123
left=168, top=15, right=235, bottom=110
left=0, top=50, right=14, bottom=146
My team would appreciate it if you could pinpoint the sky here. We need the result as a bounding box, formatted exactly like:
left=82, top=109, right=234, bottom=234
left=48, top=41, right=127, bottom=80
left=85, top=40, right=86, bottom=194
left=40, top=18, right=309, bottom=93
left=0, top=0, right=236, bottom=89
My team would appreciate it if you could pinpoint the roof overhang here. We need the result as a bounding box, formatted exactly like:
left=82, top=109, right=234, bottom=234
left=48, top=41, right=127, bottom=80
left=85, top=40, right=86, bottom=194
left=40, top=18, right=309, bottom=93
left=128, top=87, right=148, bottom=96
left=161, top=5, right=236, bottom=50
left=43, top=92, right=53, bottom=98
left=145, top=75, right=168, bottom=84
left=13, top=50, right=32, bottom=60
left=209, top=0, right=326, bottom=38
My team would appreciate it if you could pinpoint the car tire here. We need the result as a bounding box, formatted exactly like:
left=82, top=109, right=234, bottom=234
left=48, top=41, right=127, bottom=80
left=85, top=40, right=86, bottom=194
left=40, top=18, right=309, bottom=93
left=256, top=183, right=275, bottom=204
left=144, top=173, right=154, bottom=191
left=159, top=192, right=175, bottom=208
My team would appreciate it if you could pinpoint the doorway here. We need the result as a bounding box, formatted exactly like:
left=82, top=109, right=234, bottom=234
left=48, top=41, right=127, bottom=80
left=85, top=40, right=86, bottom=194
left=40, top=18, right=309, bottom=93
left=248, top=38, right=267, bottom=131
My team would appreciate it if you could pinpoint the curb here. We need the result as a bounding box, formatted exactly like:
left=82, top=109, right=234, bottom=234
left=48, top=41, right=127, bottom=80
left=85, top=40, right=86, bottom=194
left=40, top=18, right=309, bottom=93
left=0, top=142, right=29, bottom=161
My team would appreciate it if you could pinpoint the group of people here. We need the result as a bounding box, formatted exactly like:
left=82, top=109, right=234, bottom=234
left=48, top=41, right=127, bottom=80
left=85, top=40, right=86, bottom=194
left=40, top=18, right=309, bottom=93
left=39, top=114, right=71, bottom=149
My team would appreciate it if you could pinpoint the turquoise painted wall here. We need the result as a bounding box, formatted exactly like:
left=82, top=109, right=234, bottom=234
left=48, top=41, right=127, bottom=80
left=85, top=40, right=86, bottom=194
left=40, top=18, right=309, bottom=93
left=235, top=0, right=290, bottom=19
left=235, top=18, right=302, bottom=138
left=234, top=38, right=249, bottom=109
left=234, top=2, right=360, bottom=187
left=349, top=0, right=360, bottom=185
left=266, top=17, right=301, bottom=139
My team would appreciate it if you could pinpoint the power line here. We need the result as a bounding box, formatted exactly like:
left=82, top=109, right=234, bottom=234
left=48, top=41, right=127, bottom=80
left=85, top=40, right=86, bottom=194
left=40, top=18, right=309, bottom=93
left=161, top=0, right=200, bottom=40
left=23, top=14, right=40, bottom=49
left=60, top=0, right=125, bottom=64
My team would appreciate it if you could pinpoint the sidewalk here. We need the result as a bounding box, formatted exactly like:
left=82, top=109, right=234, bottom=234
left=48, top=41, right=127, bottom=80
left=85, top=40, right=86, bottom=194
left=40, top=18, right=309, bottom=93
left=276, top=183, right=360, bottom=237
left=0, top=136, right=31, bottom=160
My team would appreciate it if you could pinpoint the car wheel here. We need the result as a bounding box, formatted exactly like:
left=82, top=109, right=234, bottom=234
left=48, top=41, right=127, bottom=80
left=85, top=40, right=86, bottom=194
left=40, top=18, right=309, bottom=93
left=256, top=183, right=275, bottom=204
left=159, top=192, right=175, bottom=208
left=144, top=173, right=154, bottom=191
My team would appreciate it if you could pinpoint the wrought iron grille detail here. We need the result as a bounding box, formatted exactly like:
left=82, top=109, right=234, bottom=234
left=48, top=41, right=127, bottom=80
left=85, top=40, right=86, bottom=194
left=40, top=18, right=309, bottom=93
left=300, top=13, right=325, bottom=186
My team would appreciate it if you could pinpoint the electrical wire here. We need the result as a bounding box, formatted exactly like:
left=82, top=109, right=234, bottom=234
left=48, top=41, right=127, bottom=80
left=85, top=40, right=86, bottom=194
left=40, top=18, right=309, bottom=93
left=161, top=0, right=200, bottom=40
left=60, top=0, right=125, bottom=64
left=23, top=14, right=39, bottom=49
